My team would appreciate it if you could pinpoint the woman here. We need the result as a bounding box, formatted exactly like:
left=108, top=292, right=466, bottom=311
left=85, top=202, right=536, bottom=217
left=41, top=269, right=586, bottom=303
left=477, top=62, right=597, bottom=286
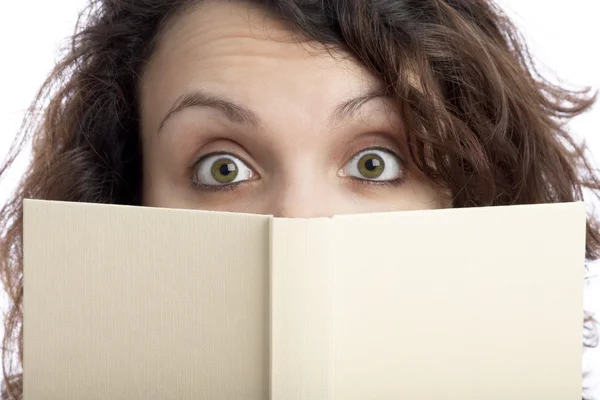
left=1, top=0, right=598, bottom=398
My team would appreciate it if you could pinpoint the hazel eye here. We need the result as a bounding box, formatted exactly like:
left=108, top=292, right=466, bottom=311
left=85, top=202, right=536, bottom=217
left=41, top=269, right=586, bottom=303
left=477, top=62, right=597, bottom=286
left=193, top=154, right=254, bottom=186
left=343, top=149, right=404, bottom=181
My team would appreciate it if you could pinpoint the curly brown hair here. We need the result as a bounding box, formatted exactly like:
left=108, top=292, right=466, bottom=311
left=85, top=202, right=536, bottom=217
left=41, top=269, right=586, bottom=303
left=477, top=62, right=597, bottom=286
left=1, top=0, right=599, bottom=398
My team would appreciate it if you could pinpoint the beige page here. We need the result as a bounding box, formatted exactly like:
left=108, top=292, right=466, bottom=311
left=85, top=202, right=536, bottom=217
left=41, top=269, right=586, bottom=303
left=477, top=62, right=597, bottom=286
left=24, top=200, right=271, bottom=399
left=24, top=200, right=585, bottom=399
left=331, top=204, right=585, bottom=399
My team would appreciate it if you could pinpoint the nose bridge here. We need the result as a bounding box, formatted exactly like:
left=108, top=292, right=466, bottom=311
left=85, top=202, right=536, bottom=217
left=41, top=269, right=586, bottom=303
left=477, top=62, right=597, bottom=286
left=270, top=167, right=333, bottom=219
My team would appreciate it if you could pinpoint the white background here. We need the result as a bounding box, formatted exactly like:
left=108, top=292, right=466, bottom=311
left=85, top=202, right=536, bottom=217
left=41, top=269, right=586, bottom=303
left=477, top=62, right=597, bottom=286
left=0, top=0, right=599, bottom=397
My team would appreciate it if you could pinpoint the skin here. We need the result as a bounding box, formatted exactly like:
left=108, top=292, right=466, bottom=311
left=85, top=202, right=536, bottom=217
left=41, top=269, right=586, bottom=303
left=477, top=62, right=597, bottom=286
left=139, top=1, right=449, bottom=217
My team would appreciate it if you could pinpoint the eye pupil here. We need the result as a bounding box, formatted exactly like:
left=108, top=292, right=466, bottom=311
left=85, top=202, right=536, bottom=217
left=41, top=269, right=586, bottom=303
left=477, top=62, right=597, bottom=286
left=211, top=157, right=239, bottom=183
left=364, top=158, right=380, bottom=171
left=219, top=163, right=234, bottom=175
left=358, top=153, right=385, bottom=179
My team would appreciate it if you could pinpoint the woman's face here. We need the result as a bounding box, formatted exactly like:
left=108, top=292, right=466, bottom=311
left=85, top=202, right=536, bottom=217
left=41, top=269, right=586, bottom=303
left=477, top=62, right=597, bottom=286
left=139, top=1, right=448, bottom=217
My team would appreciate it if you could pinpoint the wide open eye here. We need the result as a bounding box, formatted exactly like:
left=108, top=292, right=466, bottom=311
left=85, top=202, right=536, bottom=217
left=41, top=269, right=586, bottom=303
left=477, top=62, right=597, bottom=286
left=344, top=148, right=404, bottom=181
left=193, top=153, right=254, bottom=186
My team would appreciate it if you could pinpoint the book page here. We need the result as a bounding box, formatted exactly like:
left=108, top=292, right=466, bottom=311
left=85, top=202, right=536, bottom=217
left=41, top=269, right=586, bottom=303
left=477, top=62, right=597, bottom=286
left=270, top=218, right=334, bottom=399
left=23, top=200, right=271, bottom=399
left=331, top=203, right=585, bottom=399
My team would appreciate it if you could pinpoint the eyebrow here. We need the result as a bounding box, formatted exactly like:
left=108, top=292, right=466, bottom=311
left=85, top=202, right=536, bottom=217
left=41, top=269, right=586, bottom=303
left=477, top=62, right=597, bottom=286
left=157, top=91, right=260, bottom=134
left=328, top=89, right=388, bottom=126
left=156, top=88, right=388, bottom=135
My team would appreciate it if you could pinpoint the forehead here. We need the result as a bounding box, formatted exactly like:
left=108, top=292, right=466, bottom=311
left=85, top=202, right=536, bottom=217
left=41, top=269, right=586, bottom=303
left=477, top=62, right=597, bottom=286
left=139, top=1, right=381, bottom=129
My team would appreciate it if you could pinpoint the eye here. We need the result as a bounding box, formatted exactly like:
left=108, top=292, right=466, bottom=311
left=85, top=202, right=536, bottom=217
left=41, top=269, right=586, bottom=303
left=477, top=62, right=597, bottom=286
left=193, top=153, right=254, bottom=186
left=343, top=148, right=404, bottom=181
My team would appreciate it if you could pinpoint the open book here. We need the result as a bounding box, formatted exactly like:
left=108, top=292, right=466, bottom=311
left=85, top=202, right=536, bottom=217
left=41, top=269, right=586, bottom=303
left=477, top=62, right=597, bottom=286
left=23, top=199, right=585, bottom=399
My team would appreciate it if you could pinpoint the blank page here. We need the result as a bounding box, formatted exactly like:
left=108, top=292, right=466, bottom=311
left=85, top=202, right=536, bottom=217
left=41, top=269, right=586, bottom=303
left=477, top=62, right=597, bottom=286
left=24, top=200, right=270, bottom=399
left=270, top=218, right=334, bottom=399
left=331, top=203, right=585, bottom=399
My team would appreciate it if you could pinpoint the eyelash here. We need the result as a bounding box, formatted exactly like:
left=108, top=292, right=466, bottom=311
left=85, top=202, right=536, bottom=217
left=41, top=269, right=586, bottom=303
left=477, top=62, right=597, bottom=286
left=344, top=145, right=407, bottom=187
left=193, top=181, right=244, bottom=193
left=189, top=147, right=407, bottom=192
left=189, top=152, right=254, bottom=192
